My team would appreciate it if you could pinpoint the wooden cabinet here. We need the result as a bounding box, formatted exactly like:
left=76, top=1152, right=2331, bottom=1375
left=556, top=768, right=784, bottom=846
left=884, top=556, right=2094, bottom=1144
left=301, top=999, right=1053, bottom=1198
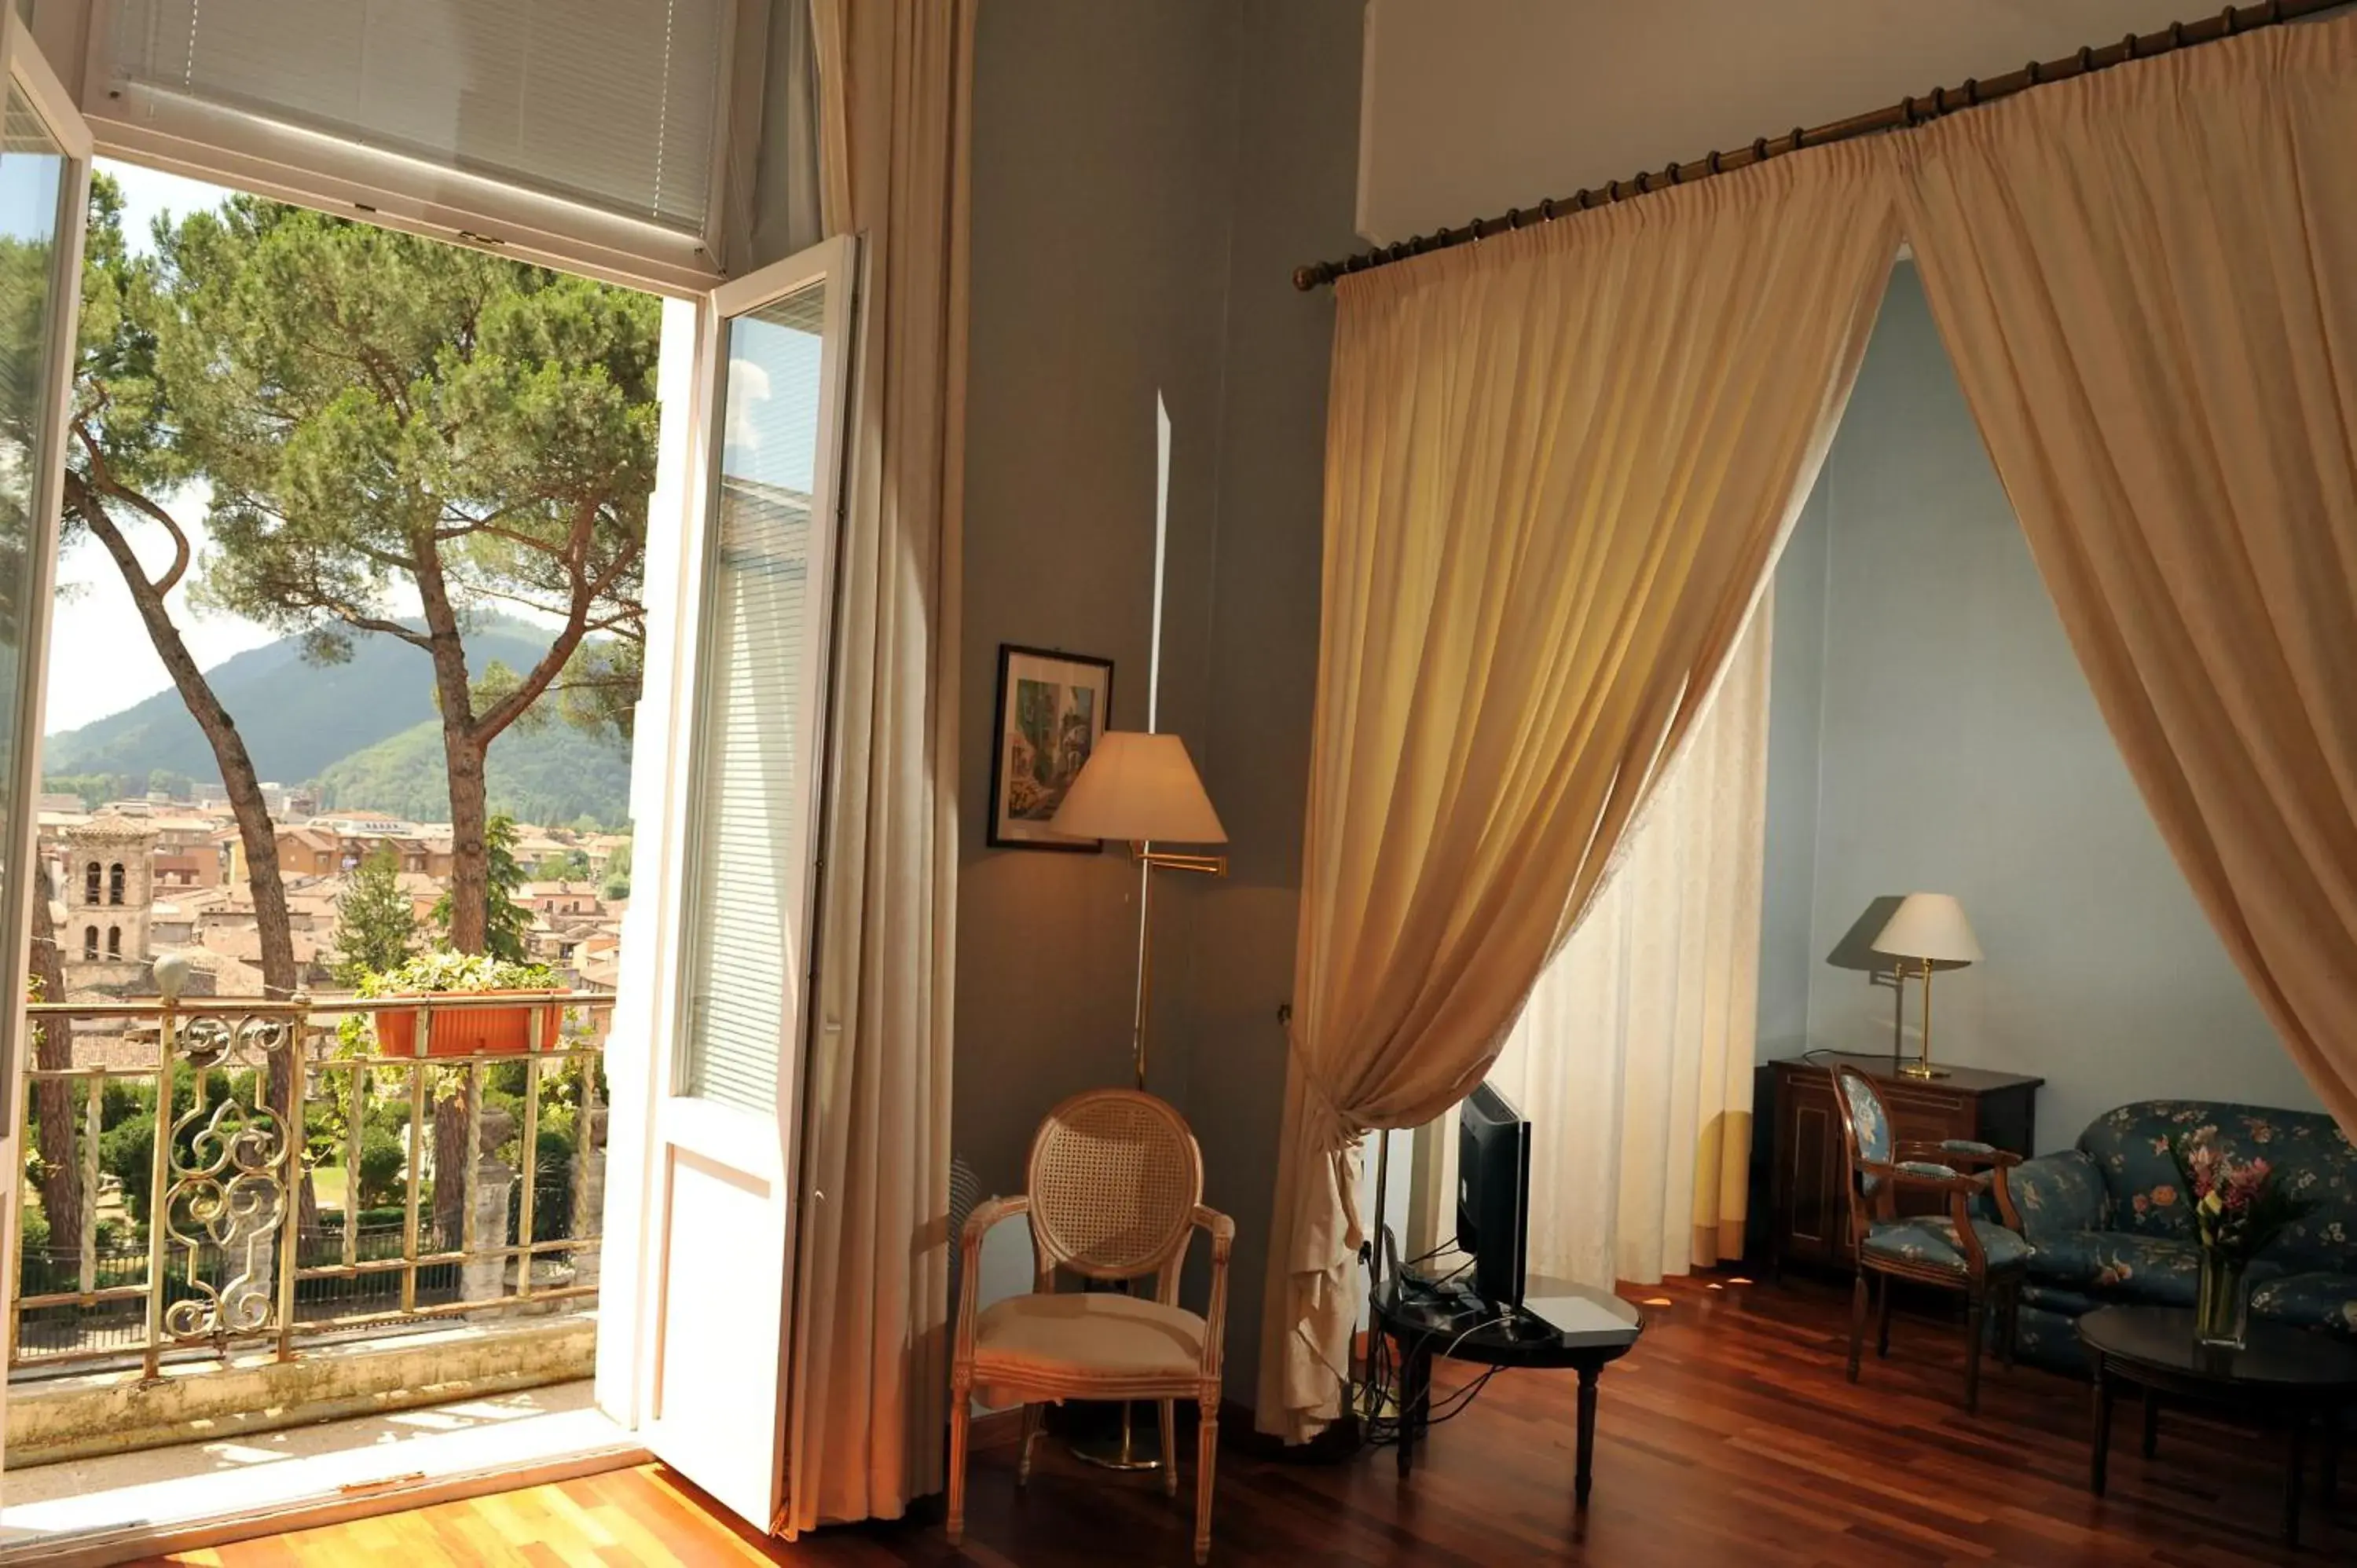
left=1767, top=1052, right=2043, bottom=1273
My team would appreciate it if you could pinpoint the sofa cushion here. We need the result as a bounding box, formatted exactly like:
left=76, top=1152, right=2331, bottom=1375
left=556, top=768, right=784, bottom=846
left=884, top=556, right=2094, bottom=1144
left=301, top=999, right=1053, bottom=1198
left=2077, top=1101, right=2357, bottom=1272
left=1862, top=1216, right=2029, bottom=1274
left=2025, top=1229, right=2288, bottom=1309
left=2250, top=1272, right=2357, bottom=1335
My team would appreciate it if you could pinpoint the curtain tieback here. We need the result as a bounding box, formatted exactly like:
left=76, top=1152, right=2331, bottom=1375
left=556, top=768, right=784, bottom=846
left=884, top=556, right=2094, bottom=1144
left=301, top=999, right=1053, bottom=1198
left=1285, top=1019, right=1361, bottom=1155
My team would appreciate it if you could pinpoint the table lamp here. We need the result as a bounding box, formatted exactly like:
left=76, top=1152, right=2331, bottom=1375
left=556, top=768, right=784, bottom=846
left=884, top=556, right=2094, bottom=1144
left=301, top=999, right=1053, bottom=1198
left=1871, top=892, right=1981, bottom=1079
left=1051, top=731, right=1227, bottom=1089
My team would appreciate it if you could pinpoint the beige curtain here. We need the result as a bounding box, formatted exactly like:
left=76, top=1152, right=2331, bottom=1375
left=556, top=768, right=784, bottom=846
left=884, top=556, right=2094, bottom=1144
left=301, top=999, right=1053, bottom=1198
left=1259, top=141, right=1898, bottom=1442
left=786, top=0, right=973, bottom=1529
left=1894, top=16, right=2357, bottom=1136
left=1407, top=599, right=1771, bottom=1287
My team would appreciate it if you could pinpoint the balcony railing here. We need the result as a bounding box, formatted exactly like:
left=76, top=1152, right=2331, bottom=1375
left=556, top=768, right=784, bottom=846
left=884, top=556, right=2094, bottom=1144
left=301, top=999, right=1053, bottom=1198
left=13, top=990, right=612, bottom=1380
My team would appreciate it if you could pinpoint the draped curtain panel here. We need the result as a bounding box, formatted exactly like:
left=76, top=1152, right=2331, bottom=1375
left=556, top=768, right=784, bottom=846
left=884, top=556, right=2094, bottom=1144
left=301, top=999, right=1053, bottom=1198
left=1894, top=16, right=2357, bottom=1136
left=1408, top=599, right=1772, bottom=1288
left=786, top=0, right=973, bottom=1529
left=1258, top=142, right=1898, bottom=1443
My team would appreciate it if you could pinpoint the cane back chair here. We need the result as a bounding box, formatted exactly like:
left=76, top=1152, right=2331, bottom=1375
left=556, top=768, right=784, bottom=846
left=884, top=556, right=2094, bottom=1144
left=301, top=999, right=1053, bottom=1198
left=949, top=1088, right=1234, bottom=1564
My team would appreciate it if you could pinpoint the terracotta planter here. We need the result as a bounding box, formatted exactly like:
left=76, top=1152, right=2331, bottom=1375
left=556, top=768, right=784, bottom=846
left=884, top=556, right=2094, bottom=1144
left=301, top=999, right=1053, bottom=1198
left=373, top=991, right=566, bottom=1058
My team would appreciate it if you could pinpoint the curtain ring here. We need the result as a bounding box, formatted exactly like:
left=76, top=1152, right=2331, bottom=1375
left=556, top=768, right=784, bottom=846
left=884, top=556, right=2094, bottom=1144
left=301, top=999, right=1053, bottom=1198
left=1900, top=95, right=1916, bottom=126
left=1751, top=135, right=1770, bottom=162
left=2122, top=31, right=2139, bottom=58
left=2026, top=59, right=2043, bottom=84
left=2077, top=46, right=2096, bottom=71
left=1706, top=149, right=1723, bottom=174
left=1790, top=124, right=1806, bottom=150
left=1538, top=196, right=1556, bottom=221
left=1930, top=86, right=1947, bottom=116
left=1962, top=77, right=1980, bottom=105
left=2220, top=5, right=2238, bottom=34
left=2169, top=20, right=2186, bottom=46
left=1572, top=188, right=1592, bottom=210
left=1634, top=170, right=1651, bottom=193
left=1664, top=159, right=1682, bottom=185
left=1504, top=207, right=1522, bottom=231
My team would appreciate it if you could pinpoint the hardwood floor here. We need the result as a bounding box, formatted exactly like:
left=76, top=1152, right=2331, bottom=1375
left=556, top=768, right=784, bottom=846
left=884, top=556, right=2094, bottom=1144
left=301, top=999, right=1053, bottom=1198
left=138, top=1273, right=2352, bottom=1566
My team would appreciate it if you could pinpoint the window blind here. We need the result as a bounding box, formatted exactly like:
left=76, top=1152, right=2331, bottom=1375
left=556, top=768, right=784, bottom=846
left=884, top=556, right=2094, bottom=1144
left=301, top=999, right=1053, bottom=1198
left=679, top=280, right=829, bottom=1115
left=105, top=0, right=728, bottom=234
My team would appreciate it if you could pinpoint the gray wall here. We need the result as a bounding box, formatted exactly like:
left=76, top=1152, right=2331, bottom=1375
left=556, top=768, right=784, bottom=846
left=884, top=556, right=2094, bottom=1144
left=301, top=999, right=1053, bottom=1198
left=1757, top=266, right=2321, bottom=1148
left=956, top=0, right=1363, bottom=1404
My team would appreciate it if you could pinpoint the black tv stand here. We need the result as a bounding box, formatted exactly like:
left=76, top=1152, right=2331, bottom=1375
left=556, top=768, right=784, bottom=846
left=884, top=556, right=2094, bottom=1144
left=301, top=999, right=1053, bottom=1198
left=1372, top=1275, right=1644, bottom=1508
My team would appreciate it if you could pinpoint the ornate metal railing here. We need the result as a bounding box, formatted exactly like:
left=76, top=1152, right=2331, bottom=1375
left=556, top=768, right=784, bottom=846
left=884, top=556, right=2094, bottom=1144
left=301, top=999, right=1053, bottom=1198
left=12, top=990, right=611, bottom=1379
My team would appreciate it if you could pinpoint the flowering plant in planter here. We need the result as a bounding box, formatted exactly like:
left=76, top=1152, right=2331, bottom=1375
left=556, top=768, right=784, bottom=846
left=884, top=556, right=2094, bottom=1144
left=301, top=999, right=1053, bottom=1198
left=357, top=951, right=565, bottom=1060
left=2170, top=1126, right=2312, bottom=1346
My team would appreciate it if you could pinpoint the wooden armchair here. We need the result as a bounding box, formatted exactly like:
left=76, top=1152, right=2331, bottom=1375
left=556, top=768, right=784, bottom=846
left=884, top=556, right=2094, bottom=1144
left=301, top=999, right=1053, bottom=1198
left=949, top=1088, right=1234, bottom=1565
left=1830, top=1065, right=2030, bottom=1412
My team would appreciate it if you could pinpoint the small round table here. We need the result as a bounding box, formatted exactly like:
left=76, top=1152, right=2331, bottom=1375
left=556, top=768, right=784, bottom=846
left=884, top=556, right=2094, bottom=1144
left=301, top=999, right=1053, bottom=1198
left=2078, top=1304, right=2357, bottom=1547
left=1373, top=1277, right=1643, bottom=1506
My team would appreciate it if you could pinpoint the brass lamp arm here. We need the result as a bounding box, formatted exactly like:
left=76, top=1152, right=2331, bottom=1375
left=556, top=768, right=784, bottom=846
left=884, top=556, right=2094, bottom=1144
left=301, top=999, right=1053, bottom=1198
left=1130, top=843, right=1228, bottom=877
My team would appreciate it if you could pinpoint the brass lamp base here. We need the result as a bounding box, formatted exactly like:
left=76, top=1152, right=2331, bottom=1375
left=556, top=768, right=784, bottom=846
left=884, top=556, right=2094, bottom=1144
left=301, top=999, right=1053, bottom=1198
left=1069, top=1401, right=1164, bottom=1471
left=1899, top=1060, right=1951, bottom=1080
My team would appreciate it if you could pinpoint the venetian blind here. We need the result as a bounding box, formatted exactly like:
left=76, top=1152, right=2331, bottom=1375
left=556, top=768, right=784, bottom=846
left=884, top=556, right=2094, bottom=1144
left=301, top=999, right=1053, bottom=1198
left=680, top=279, right=830, bottom=1115
left=104, top=0, right=728, bottom=233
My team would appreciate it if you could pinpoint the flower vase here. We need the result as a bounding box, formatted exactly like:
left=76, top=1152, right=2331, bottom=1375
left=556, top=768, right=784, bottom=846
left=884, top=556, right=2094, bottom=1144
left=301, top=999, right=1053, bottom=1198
left=2194, top=1249, right=2249, bottom=1349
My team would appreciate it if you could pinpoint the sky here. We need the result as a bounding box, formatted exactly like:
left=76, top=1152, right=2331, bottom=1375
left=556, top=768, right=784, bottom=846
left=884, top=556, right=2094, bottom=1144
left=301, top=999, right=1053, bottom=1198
left=45, top=159, right=279, bottom=736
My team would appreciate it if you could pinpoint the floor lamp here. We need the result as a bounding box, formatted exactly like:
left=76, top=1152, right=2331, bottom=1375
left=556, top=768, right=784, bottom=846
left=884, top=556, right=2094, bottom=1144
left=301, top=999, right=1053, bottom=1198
left=1050, top=731, right=1228, bottom=1469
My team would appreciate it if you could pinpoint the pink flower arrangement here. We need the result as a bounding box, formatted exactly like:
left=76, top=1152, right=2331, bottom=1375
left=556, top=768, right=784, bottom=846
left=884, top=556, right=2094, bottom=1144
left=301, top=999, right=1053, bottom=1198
left=2170, top=1127, right=2311, bottom=1264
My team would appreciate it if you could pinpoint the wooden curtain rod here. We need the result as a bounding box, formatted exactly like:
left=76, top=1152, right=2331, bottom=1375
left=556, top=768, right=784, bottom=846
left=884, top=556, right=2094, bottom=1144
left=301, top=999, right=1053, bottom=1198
left=1292, top=0, right=2341, bottom=291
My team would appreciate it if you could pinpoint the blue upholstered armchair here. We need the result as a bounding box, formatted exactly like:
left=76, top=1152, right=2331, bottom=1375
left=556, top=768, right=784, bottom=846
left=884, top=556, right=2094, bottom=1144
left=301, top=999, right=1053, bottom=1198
left=1831, top=1066, right=2032, bottom=1412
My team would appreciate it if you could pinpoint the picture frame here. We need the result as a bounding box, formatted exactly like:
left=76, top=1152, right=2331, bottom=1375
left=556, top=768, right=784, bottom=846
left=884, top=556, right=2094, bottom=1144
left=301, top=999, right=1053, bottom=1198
left=988, top=644, right=1114, bottom=852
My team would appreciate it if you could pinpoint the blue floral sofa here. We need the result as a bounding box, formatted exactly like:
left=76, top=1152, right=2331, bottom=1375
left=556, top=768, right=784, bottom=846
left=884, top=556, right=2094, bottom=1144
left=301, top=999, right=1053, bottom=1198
left=2003, top=1100, right=2357, bottom=1370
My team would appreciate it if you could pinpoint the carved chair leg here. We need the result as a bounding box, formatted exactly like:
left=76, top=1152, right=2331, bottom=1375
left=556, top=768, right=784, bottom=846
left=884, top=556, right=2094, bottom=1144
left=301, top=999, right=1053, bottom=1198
left=1017, top=1402, right=1044, bottom=1486
left=1847, top=1269, right=1870, bottom=1383
left=1160, top=1399, right=1178, bottom=1497
left=1875, top=1273, right=1893, bottom=1358
left=1963, top=1291, right=1986, bottom=1415
left=948, top=1383, right=973, bottom=1544
left=1195, top=1399, right=1219, bottom=1566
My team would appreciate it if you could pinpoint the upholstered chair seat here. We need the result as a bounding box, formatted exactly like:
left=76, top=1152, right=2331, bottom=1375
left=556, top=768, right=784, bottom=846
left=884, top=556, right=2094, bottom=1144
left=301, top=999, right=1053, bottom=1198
left=948, top=1089, right=1233, bottom=1564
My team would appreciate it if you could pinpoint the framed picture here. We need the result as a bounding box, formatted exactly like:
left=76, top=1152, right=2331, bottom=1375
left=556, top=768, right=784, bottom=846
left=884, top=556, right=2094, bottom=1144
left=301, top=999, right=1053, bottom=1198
left=988, top=644, right=1114, bottom=851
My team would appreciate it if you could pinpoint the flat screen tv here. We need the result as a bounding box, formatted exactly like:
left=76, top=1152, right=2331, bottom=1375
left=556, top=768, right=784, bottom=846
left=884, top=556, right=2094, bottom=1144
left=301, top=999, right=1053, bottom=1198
left=1456, top=1081, right=1530, bottom=1310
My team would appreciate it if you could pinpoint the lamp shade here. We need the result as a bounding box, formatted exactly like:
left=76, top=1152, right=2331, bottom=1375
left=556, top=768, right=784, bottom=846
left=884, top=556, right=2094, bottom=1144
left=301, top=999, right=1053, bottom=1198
left=1871, top=892, right=1982, bottom=965
left=1050, top=731, right=1228, bottom=845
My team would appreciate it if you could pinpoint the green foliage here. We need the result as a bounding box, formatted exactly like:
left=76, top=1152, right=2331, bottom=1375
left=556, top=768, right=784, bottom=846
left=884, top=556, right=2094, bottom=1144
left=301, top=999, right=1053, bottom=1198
left=43, top=772, right=133, bottom=810
left=355, top=1128, right=407, bottom=1211
left=313, top=719, right=629, bottom=831
left=430, top=816, right=534, bottom=963
left=352, top=948, right=558, bottom=997
left=531, top=849, right=592, bottom=882
left=333, top=842, right=418, bottom=983
left=98, top=1112, right=157, bottom=1223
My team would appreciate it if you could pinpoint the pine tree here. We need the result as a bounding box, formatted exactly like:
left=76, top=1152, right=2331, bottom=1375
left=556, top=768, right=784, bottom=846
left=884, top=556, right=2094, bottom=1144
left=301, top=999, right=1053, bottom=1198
left=332, top=843, right=417, bottom=983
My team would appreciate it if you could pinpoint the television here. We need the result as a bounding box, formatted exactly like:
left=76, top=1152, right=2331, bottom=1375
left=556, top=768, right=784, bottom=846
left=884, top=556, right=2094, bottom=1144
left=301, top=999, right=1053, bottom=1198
left=1456, top=1081, right=1530, bottom=1310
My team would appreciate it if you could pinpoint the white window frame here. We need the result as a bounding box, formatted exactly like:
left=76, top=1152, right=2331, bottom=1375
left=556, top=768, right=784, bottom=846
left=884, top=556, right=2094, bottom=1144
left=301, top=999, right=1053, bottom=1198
left=71, top=0, right=778, bottom=297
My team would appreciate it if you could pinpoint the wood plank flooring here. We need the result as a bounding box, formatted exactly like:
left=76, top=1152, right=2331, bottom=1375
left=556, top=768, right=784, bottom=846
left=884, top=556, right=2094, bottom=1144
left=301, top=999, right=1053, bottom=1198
left=137, top=1273, right=2352, bottom=1566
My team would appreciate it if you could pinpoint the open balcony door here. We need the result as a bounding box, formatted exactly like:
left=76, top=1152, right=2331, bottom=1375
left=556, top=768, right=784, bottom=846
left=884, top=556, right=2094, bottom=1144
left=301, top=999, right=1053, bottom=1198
left=0, top=12, right=92, bottom=1474
left=600, top=235, right=858, bottom=1533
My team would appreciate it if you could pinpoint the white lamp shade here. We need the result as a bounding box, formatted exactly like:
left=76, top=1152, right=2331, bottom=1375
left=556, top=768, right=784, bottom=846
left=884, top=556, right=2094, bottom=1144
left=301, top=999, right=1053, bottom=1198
left=1871, top=892, right=1982, bottom=965
left=1050, top=731, right=1228, bottom=845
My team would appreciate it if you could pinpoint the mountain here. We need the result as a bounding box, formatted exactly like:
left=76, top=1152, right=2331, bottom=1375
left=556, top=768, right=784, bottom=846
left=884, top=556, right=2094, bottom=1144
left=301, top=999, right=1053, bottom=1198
left=45, top=619, right=632, bottom=826
left=317, top=717, right=632, bottom=827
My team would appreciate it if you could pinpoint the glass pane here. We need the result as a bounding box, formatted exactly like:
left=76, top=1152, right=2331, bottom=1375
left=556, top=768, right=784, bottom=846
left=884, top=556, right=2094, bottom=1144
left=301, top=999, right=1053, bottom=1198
left=0, top=83, right=65, bottom=918
left=677, top=280, right=828, bottom=1113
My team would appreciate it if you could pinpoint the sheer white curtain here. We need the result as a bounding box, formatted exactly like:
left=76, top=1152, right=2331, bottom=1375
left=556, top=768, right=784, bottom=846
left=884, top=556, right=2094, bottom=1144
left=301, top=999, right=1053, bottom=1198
left=1410, top=599, right=1772, bottom=1288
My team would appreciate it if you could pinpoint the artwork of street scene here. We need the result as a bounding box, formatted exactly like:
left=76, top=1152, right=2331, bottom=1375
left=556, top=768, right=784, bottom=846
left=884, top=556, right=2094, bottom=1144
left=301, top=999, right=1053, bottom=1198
left=989, top=647, right=1109, bottom=848
left=1006, top=678, right=1095, bottom=822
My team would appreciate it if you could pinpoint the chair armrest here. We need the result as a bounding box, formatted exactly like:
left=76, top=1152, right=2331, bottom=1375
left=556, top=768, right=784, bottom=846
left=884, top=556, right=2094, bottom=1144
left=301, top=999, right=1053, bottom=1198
left=953, top=1195, right=1031, bottom=1381
left=1899, top=1138, right=2021, bottom=1171
left=1192, top=1204, right=1235, bottom=1384
left=1862, top=1159, right=1990, bottom=1196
